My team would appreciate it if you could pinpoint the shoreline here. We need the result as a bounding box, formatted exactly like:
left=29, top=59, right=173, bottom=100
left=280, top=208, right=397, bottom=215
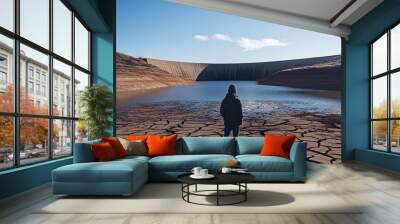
left=116, top=81, right=341, bottom=103
left=117, top=81, right=193, bottom=103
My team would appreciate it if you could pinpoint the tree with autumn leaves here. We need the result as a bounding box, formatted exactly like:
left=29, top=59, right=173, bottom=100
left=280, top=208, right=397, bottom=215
left=0, top=85, right=59, bottom=154
left=373, top=99, right=400, bottom=143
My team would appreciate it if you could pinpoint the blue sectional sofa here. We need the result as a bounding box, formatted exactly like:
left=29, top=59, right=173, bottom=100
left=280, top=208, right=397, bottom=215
left=52, top=137, right=306, bottom=196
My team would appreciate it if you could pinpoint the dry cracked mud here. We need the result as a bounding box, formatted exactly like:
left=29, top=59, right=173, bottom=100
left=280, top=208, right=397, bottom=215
left=117, top=101, right=341, bottom=164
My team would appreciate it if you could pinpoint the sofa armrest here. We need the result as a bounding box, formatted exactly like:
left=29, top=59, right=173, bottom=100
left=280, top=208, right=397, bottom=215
left=289, top=141, right=307, bottom=181
left=73, top=140, right=100, bottom=163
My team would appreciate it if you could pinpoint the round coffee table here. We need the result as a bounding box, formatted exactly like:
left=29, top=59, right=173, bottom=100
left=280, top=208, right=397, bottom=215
left=177, top=173, right=255, bottom=206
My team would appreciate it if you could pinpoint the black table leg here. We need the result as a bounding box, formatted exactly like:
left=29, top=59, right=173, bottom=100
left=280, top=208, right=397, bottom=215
left=180, top=182, right=250, bottom=206
left=216, top=184, right=219, bottom=206
left=245, top=183, right=247, bottom=201
left=181, top=184, right=183, bottom=199
left=187, top=184, right=190, bottom=202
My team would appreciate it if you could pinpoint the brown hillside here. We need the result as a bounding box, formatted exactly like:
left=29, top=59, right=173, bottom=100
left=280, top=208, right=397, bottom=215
left=147, top=58, right=207, bottom=80
left=117, top=52, right=341, bottom=97
left=258, top=55, right=341, bottom=91
left=116, top=53, right=191, bottom=96
left=147, top=55, right=340, bottom=81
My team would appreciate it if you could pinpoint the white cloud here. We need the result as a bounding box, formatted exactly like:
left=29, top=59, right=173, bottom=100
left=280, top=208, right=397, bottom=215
left=194, top=33, right=287, bottom=51
left=237, top=37, right=288, bottom=51
left=212, top=33, right=233, bottom=42
left=193, top=34, right=209, bottom=41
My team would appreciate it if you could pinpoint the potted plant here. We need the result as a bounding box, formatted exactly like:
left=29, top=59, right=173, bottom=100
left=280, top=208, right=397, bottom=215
left=79, top=84, right=113, bottom=140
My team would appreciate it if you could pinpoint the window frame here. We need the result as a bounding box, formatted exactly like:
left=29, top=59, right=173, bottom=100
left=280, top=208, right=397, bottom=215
left=0, top=54, right=7, bottom=87
left=0, top=0, right=92, bottom=171
left=370, top=21, right=400, bottom=153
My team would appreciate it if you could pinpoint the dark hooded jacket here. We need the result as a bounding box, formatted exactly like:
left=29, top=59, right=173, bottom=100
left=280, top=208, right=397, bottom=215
left=220, top=94, right=243, bottom=126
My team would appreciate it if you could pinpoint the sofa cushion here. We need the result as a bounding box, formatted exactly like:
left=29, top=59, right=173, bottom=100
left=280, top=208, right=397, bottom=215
left=235, top=137, right=264, bottom=155
left=116, top=155, right=150, bottom=163
left=147, top=135, right=177, bottom=157
left=91, top=142, right=118, bottom=161
left=101, top=137, right=127, bottom=158
left=73, top=140, right=100, bottom=163
left=149, top=154, right=235, bottom=172
left=119, top=138, right=147, bottom=156
left=180, top=137, right=235, bottom=155
left=260, top=134, right=296, bottom=159
left=53, top=158, right=147, bottom=183
left=236, top=155, right=293, bottom=172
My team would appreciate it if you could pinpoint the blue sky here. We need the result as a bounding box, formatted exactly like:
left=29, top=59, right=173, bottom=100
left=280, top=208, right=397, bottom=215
left=117, top=0, right=341, bottom=63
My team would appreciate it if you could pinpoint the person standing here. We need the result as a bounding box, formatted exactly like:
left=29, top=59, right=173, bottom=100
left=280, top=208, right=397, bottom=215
left=220, top=84, right=243, bottom=137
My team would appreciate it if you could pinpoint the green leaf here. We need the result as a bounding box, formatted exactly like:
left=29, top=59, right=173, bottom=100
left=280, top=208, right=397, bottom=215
left=79, top=84, right=113, bottom=140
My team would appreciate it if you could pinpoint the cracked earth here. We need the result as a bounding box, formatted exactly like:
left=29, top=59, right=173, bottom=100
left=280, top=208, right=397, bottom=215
left=117, top=101, right=341, bottom=164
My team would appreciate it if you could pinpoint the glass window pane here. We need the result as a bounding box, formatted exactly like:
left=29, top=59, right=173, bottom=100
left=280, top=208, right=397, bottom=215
left=391, top=24, right=400, bottom=70
left=372, top=121, right=388, bottom=151
left=0, top=34, right=14, bottom=112
left=53, top=0, right=72, bottom=60
left=20, top=44, right=49, bottom=115
left=53, top=119, right=72, bottom=157
left=74, top=18, right=89, bottom=70
left=0, top=0, right=14, bottom=31
left=75, top=120, right=88, bottom=143
left=391, top=120, right=400, bottom=153
left=20, top=0, right=49, bottom=49
left=74, top=69, right=89, bottom=118
left=391, top=72, right=400, bottom=118
left=53, top=59, right=72, bottom=117
left=372, top=76, right=387, bottom=119
left=372, top=33, right=387, bottom=76
left=20, top=117, right=49, bottom=165
left=0, top=116, right=14, bottom=170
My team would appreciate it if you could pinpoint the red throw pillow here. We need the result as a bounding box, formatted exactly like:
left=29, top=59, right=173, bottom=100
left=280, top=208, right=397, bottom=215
left=91, top=142, right=117, bottom=162
left=101, top=137, right=127, bottom=158
left=260, top=134, right=296, bottom=159
left=146, top=134, right=177, bottom=157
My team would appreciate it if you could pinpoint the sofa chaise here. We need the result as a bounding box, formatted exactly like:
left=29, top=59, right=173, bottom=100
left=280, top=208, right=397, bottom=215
left=52, top=137, right=306, bottom=196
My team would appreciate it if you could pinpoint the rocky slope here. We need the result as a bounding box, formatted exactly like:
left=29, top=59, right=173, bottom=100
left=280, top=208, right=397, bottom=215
left=258, top=55, right=341, bottom=90
left=197, top=56, right=339, bottom=81
left=147, top=58, right=206, bottom=80
left=116, top=53, right=191, bottom=97
left=117, top=53, right=341, bottom=98
left=147, top=55, right=340, bottom=82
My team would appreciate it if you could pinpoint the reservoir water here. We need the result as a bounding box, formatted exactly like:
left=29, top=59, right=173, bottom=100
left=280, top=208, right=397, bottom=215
left=118, top=81, right=341, bottom=115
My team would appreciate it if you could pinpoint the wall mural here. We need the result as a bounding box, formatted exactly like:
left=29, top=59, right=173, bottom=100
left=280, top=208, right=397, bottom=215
left=116, top=53, right=342, bottom=164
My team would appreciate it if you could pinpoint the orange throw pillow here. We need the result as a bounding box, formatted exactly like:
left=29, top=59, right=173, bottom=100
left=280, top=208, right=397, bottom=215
left=101, top=137, right=127, bottom=158
left=146, top=134, right=177, bottom=157
left=260, top=134, right=296, bottom=159
left=124, top=135, right=148, bottom=141
left=91, top=142, right=117, bottom=162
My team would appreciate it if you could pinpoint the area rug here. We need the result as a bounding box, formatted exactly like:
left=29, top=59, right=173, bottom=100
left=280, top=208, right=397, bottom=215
left=37, top=183, right=362, bottom=214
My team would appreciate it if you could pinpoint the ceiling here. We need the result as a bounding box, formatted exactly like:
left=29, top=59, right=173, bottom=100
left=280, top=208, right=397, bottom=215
left=169, top=0, right=384, bottom=38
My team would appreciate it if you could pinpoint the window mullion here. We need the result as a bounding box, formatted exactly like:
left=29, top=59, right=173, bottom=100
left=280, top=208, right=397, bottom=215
left=71, top=10, right=76, bottom=155
left=388, top=30, right=391, bottom=152
left=370, top=45, right=373, bottom=149
left=13, top=0, right=21, bottom=167
left=48, top=0, right=54, bottom=160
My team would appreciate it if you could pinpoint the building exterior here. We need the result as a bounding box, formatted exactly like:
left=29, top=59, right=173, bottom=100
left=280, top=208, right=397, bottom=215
left=0, top=41, right=75, bottom=157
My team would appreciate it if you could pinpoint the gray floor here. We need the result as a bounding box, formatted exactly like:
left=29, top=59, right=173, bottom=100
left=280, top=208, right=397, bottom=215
left=1, top=162, right=400, bottom=224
